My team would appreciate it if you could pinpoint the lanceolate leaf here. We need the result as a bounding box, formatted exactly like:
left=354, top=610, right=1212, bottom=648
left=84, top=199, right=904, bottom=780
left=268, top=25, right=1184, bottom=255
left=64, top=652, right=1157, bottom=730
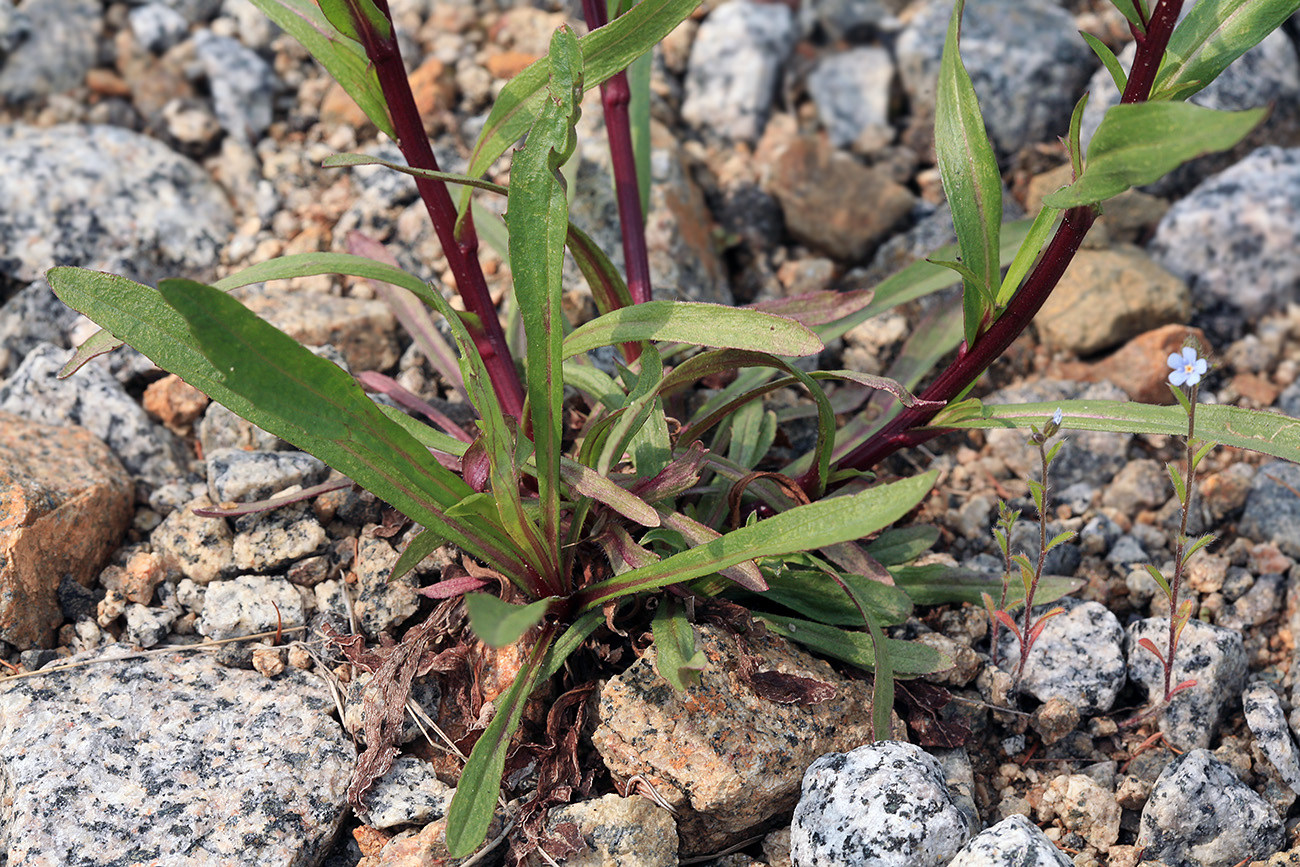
left=1153, top=0, right=1300, bottom=101
left=562, top=301, right=823, bottom=360
left=510, top=26, right=583, bottom=577
left=867, top=526, right=940, bottom=567
left=652, top=597, right=706, bottom=692
left=934, top=0, right=1002, bottom=347
left=316, top=0, right=392, bottom=43
left=47, top=268, right=532, bottom=580
left=891, top=563, right=1083, bottom=607
left=1041, top=103, right=1267, bottom=208
left=760, top=615, right=949, bottom=677
left=460, top=0, right=701, bottom=215
left=391, top=527, right=447, bottom=582
left=748, top=570, right=912, bottom=626
left=1081, top=32, right=1128, bottom=95
left=933, top=397, right=1300, bottom=465
left=464, top=593, right=553, bottom=648
left=577, top=473, right=936, bottom=609
left=246, top=0, right=394, bottom=136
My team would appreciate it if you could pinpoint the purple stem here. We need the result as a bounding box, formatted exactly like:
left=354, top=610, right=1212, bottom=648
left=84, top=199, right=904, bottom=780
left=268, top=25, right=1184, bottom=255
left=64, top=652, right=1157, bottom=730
left=356, top=0, right=525, bottom=420
left=579, top=0, right=653, bottom=308
left=830, top=0, right=1184, bottom=479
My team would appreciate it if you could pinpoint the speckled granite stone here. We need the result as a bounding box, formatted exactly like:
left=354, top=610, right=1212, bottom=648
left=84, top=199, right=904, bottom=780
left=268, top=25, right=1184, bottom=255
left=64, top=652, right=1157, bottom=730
left=151, top=493, right=236, bottom=584
left=1038, top=773, right=1119, bottom=851
left=1240, top=461, right=1300, bottom=559
left=199, top=401, right=286, bottom=454
left=1245, top=682, right=1300, bottom=797
left=342, top=671, right=440, bottom=747
left=947, top=815, right=1071, bottom=867
left=680, top=0, right=797, bottom=142
left=350, top=531, right=421, bottom=636
left=790, top=741, right=971, bottom=867
left=1149, top=147, right=1300, bottom=329
left=0, top=644, right=355, bottom=866
left=206, top=448, right=329, bottom=504
left=194, top=31, right=278, bottom=143
left=807, top=47, right=894, bottom=152
left=895, top=0, right=1094, bottom=160
left=997, top=597, right=1126, bottom=715
left=231, top=503, right=328, bottom=572
left=591, top=624, right=900, bottom=856
left=522, top=793, right=679, bottom=867
left=0, top=411, right=133, bottom=649
left=0, top=0, right=98, bottom=105
left=0, top=342, right=189, bottom=488
left=197, top=574, right=306, bottom=640
left=1126, top=618, right=1248, bottom=751
left=1137, top=749, right=1284, bottom=867
left=355, top=756, right=453, bottom=830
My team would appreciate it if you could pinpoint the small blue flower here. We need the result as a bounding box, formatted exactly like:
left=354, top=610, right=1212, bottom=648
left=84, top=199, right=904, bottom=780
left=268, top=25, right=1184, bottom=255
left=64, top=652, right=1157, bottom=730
left=1052, top=407, right=1063, bottom=427
left=1167, top=346, right=1207, bottom=387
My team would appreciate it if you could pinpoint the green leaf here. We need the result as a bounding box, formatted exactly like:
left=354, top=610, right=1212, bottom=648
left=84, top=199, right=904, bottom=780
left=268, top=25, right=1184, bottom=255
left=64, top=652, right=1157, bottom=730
left=598, top=346, right=665, bottom=476
left=759, top=616, right=949, bottom=677
left=1081, top=32, right=1128, bottom=95
left=391, top=527, right=447, bottom=582
left=563, top=301, right=823, bottom=360
left=1066, top=91, right=1089, bottom=180
left=862, top=608, right=895, bottom=741
left=892, top=563, right=1083, bottom=608
left=1182, top=533, right=1217, bottom=564
left=652, top=597, right=706, bottom=692
left=460, top=0, right=701, bottom=216
left=1108, top=0, right=1146, bottom=31
left=934, top=0, right=1002, bottom=347
left=727, top=400, right=777, bottom=471
left=932, top=398, right=1300, bottom=464
left=58, top=327, right=124, bottom=378
left=1153, top=0, right=1300, bottom=101
left=1045, top=530, right=1076, bottom=551
left=997, top=203, right=1060, bottom=306
left=1143, top=563, right=1173, bottom=598
left=465, top=593, right=553, bottom=648
left=316, top=0, right=392, bottom=42
left=747, top=570, right=912, bottom=627
left=322, top=153, right=510, bottom=195
left=866, top=525, right=940, bottom=567
left=578, top=472, right=936, bottom=609
left=1042, top=103, right=1267, bottom=208
left=246, top=0, right=394, bottom=136
left=566, top=221, right=635, bottom=315
left=628, top=51, right=653, bottom=218
left=1167, top=462, right=1187, bottom=503
left=510, top=25, right=583, bottom=575
left=1192, top=440, right=1216, bottom=471
left=46, top=268, right=535, bottom=581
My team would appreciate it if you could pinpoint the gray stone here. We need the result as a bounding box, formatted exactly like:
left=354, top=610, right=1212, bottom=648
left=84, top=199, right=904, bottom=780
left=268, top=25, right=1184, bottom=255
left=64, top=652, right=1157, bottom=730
left=355, top=755, right=452, bottom=830
left=0, top=0, right=98, bottom=105
left=220, top=0, right=280, bottom=51
left=152, top=493, right=236, bottom=585
left=1102, top=458, right=1169, bottom=514
left=141, top=0, right=223, bottom=21
left=0, top=644, right=354, bottom=865
left=197, top=574, right=306, bottom=640
left=341, top=671, right=440, bottom=747
left=231, top=504, right=327, bottom=573
left=351, top=531, right=421, bottom=636
left=997, top=597, right=1126, bottom=715
left=1149, top=147, right=1300, bottom=333
left=229, top=285, right=400, bottom=373
left=199, top=401, right=286, bottom=455
left=1007, top=519, right=1080, bottom=578
left=1240, top=460, right=1300, bottom=558
left=1126, top=618, right=1248, bottom=751
left=1137, top=749, right=1284, bottom=867
left=521, top=792, right=679, bottom=867
left=799, top=0, right=892, bottom=41
left=1106, top=534, right=1149, bottom=568
left=947, top=814, right=1071, bottom=867
left=681, top=0, right=798, bottom=142
left=194, top=31, right=278, bottom=143
left=122, top=602, right=177, bottom=647
left=1081, top=514, right=1122, bottom=554
left=1244, top=681, right=1300, bottom=797
left=1217, top=572, right=1285, bottom=630
left=0, top=124, right=233, bottom=286
left=895, top=0, right=1094, bottom=161
left=129, top=2, right=189, bottom=53
left=790, top=741, right=971, bottom=867
left=206, top=448, right=329, bottom=504
left=1279, top=379, right=1300, bottom=418
left=808, top=47, right=895, bottom=152
left=0, top=343, right=189, bottom=488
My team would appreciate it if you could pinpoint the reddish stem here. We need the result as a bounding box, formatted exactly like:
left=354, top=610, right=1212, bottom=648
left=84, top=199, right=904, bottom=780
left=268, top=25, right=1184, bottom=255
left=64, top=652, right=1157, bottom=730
left=357, top=1, right=525, bottom=419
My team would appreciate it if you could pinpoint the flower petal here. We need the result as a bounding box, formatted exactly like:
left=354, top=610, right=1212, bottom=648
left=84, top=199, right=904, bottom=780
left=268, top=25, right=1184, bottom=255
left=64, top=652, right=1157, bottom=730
left=1167, top=352, right=1185, bottom=370
left=1181, top=346, right=1199, bottom=365
left=1169, top=368, right=1189, bottom=386
left=1194, top=359, right=1208, bottom=376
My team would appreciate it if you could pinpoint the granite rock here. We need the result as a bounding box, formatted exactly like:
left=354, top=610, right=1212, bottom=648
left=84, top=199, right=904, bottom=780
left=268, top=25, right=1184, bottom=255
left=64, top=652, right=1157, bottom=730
left=351, top=530, right=421, bottom=636
left=521, top=793, right=679, bottom=867
left=895, top=0, right=1094, bottom=161
left=355, top=755, right=453, bottom=830
left=591, top=623, right=900, bottom=855
left=231, top=503, right=328, bottom=572
left=341, top=671, right=440, bottom=747
left=681, top=0, right=798, bottom=142
left=196, top=574, right=306, bottom=640
left=790, top=741, right=972, bottom=867
left=0, top=644, right=354, bottom=865
left=0, top=343, right=190, bottom=488
left=946, top=814, right=1071, bottom=867
left=194, top=31, right=278, bottom=143
left=129, top=2, right=190, bottom=53
left=1149, top=147, right=1300, bottom=334
left=1245, top=681, right=1300, bottom=797
left=808, top=47, right=895, bottom=153
left=1038, top=773, right=1120, bottom=851
left=199, top=401, right=286, bottom=455
left=798, top=0, right=893, bottom=41
left=997, top=597, right=1126, bottom=716
left=0, top=411, right=133, bottom=649
left=1137, top=748, right=1284, bottom=867
left=206, top=448, right=329, bottom=504
left=0, top=0, right=98, bottom=105
left=151, top=493, right=236, bottom=584
left=123, top=601, right=178, bottom=647
left=1126, top=618, right=1248, bottom=751
left=1217, top=572, right=1285, bottom=630
left=1034, top=247, right=1190, bottom=356
left=1240, top=461, right=1300, bottom=558
left=1102, top=458, right=1170, bottom=515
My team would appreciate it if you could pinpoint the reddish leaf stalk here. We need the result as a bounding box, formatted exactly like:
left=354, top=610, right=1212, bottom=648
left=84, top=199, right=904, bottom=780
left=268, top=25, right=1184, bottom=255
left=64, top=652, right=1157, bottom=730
left=579, top=0, right=653, bottom=308
left=356, top=0, right=525, bottom=419
left=832, top=0, right=1185, bottom=480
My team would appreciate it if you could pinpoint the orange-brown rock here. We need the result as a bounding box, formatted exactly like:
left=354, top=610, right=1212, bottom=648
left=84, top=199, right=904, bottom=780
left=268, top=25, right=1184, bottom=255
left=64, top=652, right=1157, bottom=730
left=1049, top=324, right=1212, bottom=404
left=484, top=50, right=537, bottom=80
left=0, top=412, right=132, bottom=648
left=320, top=80, right=371, bottom=130
left=142, top=373, right=209, bottom=435
left=408, top=57, right=455, bottom=116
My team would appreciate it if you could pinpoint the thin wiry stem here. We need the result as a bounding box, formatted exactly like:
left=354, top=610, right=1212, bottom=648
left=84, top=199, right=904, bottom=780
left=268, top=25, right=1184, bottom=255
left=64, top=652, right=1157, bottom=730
left=1164, top=387, right=1198, bottom=701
